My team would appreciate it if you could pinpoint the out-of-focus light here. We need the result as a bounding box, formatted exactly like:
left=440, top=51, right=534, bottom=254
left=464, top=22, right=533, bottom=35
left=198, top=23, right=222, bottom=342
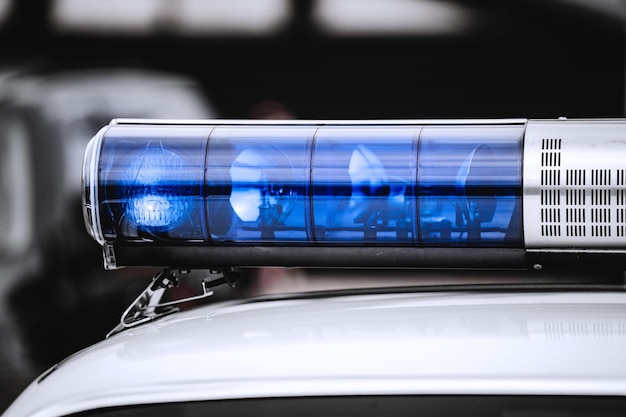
left=177, top=0, right=291, bottom=35
left=50, top=0, right=291, bottom=36
left=554, top=0, right=626, bottom=21
left=0, top=0, right=13, bottom=25
left=0, top=118, right=34, bottom=259
left=51, top=0, right=158, bottom=35
left=312, top=0, right=474, bottom=36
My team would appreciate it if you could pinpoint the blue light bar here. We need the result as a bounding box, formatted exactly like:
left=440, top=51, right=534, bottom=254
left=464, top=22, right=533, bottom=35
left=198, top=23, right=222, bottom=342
left=83, top=118, right=626, bottom=270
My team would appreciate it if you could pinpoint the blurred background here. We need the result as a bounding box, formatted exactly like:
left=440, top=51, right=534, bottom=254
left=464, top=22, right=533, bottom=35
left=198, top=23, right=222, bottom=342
left=0, top=0, right=625, bottom=412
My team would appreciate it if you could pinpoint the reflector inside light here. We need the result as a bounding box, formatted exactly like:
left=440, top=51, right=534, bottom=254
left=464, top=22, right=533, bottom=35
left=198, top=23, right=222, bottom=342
left=124, top=146, right=195, bottom=229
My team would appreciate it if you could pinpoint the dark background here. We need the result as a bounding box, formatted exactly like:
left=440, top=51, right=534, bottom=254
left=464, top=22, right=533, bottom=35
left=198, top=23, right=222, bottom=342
left=0, top=0, right=624, bottom=413
left=0, top=0, right=624, bottom=119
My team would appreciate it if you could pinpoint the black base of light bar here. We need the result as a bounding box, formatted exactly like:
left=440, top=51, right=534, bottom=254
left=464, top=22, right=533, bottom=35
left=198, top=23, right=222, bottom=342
left=107, top=245, right=626, bottom=271
left=526, top=251, right=626, bottom=272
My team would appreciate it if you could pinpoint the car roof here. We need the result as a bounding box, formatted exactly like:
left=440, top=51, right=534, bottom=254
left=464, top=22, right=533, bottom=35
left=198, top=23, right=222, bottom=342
left=5, top=286, right=626, bottom=417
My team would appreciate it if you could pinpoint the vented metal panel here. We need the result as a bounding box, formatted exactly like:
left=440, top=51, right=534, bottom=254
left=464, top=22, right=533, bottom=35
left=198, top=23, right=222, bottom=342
left=523, top=119, right=626, bottom=248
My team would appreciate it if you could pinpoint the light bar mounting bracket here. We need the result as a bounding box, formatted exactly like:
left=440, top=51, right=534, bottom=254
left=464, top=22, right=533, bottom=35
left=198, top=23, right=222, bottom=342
left=107, top=267, right=241, bottom=337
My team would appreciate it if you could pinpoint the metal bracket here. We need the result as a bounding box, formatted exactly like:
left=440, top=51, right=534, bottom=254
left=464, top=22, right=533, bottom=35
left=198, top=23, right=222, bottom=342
left=107, top=267, right=241, bottom=338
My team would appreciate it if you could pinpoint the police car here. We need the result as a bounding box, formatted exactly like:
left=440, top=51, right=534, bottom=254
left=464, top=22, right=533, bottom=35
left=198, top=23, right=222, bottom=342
left=3, top=118, right=626, bottom=416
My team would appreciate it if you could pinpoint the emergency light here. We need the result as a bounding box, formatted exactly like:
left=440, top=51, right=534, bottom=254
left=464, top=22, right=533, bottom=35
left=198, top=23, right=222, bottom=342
left=83, top=118, right=626, bottom=270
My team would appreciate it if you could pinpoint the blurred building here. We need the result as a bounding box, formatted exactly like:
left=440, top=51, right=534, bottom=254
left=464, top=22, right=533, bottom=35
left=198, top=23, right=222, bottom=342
left=0, top=1, right=622, bottom=119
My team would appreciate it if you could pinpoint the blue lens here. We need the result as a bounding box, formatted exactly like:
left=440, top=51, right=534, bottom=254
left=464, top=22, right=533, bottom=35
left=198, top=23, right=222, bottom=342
left=124, top=146, right=195, bottom=230
left=312, top=127, right=417, bottom=242
left=206, top=127, right=313, bottom=242
left=97, top=127, right=208, bottom=241
left=90, top=123, right=523, bottom=247
left=417, top=126, right=522, bottom=244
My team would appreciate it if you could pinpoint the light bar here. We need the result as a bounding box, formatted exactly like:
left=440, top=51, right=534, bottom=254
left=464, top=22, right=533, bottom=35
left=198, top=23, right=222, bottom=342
left=83, top=118, right=626, bottom=270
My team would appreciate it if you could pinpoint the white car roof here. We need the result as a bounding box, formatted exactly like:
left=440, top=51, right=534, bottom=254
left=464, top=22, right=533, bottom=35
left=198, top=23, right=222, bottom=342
left=4, top=287, right=626, bottom=417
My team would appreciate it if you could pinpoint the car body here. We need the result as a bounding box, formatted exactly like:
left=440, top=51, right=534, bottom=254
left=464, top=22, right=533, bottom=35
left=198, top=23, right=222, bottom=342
left=3, top=271, right=626, bottom=416
left=6, top=117, right=626, bottom=416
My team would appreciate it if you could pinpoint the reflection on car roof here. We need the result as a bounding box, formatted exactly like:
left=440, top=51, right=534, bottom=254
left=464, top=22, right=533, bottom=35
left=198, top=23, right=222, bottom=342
left=6, top=287, right=626, bottom=417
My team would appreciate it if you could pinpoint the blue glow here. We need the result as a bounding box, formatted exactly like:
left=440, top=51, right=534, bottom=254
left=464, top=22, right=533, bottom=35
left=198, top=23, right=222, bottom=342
left=124, top=147, right=194, bottom=229
left=97, top=127, right=208, bottom=241
left=127, top=195, right=191, bottom=228
left=417, top=126, right=522, bottom=244
left=229, top=145, right=296, bottom=223
left=311, top=127, right=416, bottom=242
left=206, top=127, right=312, bottom=242
left=91, top=124, right=523, bottom=246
